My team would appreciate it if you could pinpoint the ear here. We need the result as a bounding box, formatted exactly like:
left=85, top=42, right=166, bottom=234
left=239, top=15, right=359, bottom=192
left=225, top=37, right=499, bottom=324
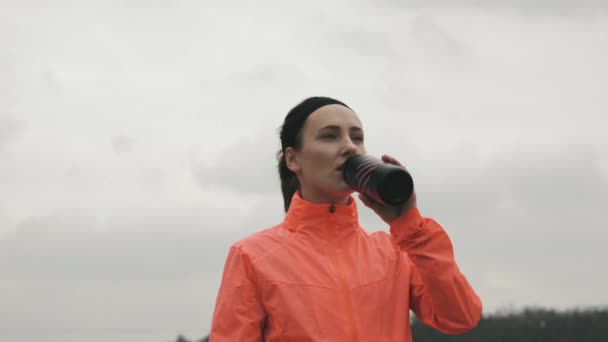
left=284, top=147, right=301, bottom=173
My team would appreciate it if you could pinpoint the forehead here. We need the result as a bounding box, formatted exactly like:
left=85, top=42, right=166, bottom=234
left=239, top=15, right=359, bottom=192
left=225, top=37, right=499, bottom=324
left=303, top=104, right=363, bottom=131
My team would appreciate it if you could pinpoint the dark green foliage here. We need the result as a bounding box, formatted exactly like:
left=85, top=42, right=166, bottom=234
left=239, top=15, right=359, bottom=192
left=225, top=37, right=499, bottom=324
left=411, top=307, right=608, bottom=342
left=171, top=335, right=208, bottom=342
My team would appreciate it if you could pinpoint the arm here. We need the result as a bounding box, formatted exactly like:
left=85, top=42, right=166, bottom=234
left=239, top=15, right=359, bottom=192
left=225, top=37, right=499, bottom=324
left=390, top=208, right=482, bottom=334
left=210, top=246, right=266, bottom=341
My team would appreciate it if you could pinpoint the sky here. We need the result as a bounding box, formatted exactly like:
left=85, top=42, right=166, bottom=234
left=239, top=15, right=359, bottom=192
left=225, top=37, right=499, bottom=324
left=1, top=1, right=607, bottom=341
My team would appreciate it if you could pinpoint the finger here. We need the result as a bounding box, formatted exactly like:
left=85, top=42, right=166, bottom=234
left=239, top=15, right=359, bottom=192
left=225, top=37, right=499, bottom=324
left=381, top=154, right=403, bottom=167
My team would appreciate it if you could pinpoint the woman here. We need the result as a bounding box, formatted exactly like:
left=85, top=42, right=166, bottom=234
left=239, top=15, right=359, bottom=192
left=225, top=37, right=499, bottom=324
left=210, top=97, right=482, bottom=341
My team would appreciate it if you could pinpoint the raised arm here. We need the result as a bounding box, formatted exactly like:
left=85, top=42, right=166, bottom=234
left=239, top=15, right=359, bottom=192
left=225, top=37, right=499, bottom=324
left=390, top=208, right=482, bottom=334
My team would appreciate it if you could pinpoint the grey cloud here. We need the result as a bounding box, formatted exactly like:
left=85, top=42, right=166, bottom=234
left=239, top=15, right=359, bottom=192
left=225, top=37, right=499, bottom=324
left=408, top=13, right=471, bottom=64
left=325, top=11, right=466, bottom=62
left=0, top=198, right=280, bottom=340
left=422, top=143, right=607, bottom=225
left=0, top=116, right=24, bottom=151
left=310, top=11, right=477, bottom=108
left=415, top=142, right=608, bottom=307
left=199, top=64, right=306, bottom=95
left=488, top=145, right=606, bottom=214
left=230, top=64, right=296, bottom=86
left=38, top=69, right=63, bottom=94
left=191, top=134, right=281, bottom=195
left=323, top=25, right=402, bottom=62
left=234, top=66, right=279, bottom=85
left=1, top=0, right=176, bottom=10
left=111, top=135, right=136, bottom=155
left=120, top=0, right=178, bottom=10
left=0, top=207, right=242, bottom=282
left=378, top=0, right=608, bottom=14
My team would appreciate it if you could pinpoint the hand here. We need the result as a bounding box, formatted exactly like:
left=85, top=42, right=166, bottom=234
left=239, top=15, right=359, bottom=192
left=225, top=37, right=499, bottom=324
left=357, top=154, right=417, bottom=224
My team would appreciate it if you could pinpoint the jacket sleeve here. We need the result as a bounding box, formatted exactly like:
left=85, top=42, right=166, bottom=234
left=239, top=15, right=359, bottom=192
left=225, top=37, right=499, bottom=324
left=209, top=246, right=266, bottom=341
left=389, top=208, right=482, bottom=334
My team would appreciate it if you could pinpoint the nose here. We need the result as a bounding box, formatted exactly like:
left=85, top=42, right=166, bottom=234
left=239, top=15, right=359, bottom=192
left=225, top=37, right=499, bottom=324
left=340, top=137, right=359, bottom=157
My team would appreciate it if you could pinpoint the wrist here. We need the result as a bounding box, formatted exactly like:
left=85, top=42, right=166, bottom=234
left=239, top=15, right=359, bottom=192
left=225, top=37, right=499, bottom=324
left=389, top=207, right=424, bottom=241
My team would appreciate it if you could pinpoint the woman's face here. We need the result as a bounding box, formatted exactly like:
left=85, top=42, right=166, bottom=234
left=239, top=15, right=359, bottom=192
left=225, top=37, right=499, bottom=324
left=286, top=104, right=367, bottom=204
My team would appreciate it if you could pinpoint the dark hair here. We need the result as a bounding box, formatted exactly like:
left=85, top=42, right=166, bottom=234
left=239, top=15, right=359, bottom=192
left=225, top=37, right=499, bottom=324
left=277, top=96, right=350, bottom=212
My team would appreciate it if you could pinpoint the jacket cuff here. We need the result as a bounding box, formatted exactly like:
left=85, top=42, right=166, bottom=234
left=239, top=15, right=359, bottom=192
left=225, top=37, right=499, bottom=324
left=389, top=207, right=425, bottom=243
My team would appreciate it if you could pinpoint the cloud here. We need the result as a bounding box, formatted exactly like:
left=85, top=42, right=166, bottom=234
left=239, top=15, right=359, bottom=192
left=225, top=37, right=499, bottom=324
left=191, top=133, right=282, bottom=195
left=119, top=0, right=179, bottom=10
left=378, top=0, right=608, bottom=14
left=0, top=116, right=24, bottom=151
left=37, top=68, right=63, bottom=93
left=17, top=201, right=274, bottom=277
left=408, top=13, right=471, bottom=65
left=0, top=211, right=218, bottom=281
left=0, top=191, right=285, bottom=339
left=422, top=143, right=607, bottom=220
left=229, top=63, right=304, bottom=87
left=413, top=142, right=608, bottom=309
left=111, top=135, right=136, bottom=155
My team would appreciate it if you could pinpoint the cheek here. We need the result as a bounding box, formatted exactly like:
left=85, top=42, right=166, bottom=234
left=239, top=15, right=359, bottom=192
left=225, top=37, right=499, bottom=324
left=300, top=151, right=333, bottom=182
left=306, top=147, right=334, bottom=170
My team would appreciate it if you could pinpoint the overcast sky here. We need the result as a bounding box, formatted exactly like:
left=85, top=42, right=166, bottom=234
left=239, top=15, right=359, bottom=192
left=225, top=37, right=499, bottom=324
left=1, top=1, right=607, bottom=341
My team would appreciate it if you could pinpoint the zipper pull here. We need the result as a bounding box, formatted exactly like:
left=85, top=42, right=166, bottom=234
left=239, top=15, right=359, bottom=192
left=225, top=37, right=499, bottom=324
left=329, top=203, right=336, bottom=213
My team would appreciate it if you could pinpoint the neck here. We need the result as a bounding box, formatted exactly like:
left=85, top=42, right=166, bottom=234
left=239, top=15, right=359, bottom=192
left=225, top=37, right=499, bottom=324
left=298, top=188, right=350, bottom=206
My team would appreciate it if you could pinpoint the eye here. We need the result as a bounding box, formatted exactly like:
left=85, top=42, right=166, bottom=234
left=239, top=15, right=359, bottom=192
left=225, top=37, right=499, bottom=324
left=320, top=134, right=336, bottom=140
left=352, top=135, right=364, bottom=142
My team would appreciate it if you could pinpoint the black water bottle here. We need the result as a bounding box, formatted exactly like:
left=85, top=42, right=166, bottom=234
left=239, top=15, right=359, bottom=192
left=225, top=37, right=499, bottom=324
left=342, top=155, right=414, bottom=206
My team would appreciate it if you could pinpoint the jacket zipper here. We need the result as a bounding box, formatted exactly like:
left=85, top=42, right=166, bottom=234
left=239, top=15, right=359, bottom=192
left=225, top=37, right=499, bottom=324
left=328, top=206, right=360, bottom=342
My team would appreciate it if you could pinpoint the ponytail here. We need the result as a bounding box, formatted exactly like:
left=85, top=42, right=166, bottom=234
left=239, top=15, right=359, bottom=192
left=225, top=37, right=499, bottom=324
left=277, top=151, right=299, bottom=212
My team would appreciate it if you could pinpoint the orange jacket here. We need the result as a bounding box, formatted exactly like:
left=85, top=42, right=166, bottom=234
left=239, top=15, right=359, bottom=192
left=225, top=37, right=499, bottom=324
left=210, top=192, right=482, bottom=341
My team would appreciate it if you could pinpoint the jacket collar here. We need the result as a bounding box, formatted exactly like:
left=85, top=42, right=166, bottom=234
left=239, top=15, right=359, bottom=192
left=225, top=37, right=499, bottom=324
left=283, top=191, right=359, bottom=233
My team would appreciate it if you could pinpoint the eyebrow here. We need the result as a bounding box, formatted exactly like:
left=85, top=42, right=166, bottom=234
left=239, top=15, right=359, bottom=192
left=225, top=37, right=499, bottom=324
left=318, top=125, right=363, bottom=133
